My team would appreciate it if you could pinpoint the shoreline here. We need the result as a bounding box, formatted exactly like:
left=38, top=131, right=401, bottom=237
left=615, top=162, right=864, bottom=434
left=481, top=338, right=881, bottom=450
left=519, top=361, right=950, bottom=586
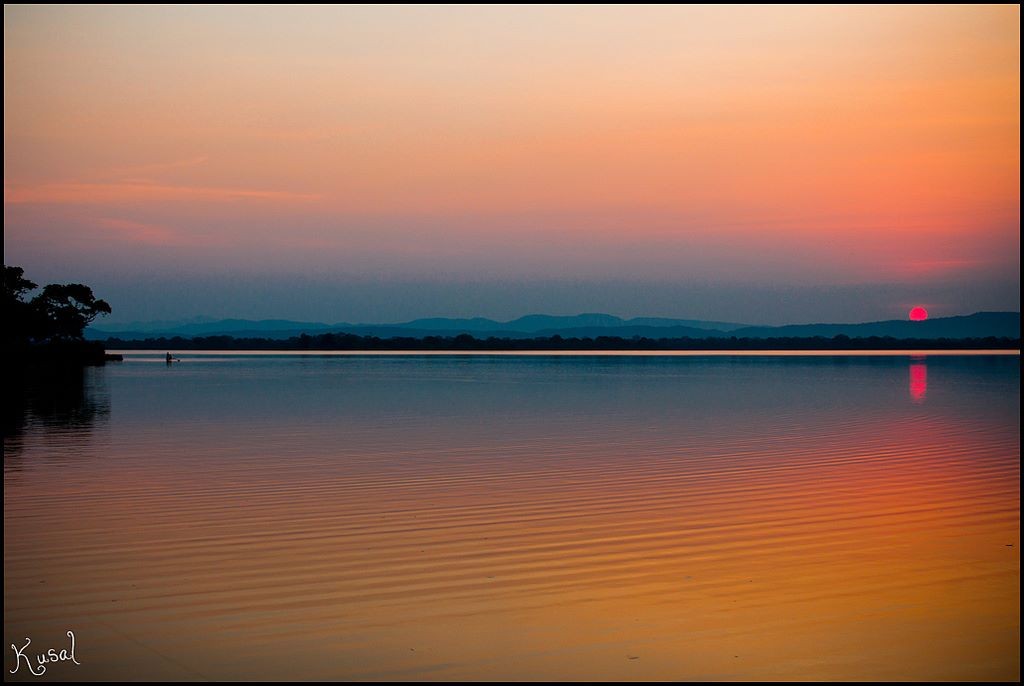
left=108, top=348, right=1022, bottom=356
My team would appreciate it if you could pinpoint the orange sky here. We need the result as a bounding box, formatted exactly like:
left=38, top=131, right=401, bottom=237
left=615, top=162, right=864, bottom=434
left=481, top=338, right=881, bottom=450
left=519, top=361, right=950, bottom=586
left=3, top=5, right=1020, bottom=322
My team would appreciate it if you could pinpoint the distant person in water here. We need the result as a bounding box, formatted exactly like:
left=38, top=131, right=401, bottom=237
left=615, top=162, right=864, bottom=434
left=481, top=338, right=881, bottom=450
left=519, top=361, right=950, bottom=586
left=166, top=352, right=173, bottom=365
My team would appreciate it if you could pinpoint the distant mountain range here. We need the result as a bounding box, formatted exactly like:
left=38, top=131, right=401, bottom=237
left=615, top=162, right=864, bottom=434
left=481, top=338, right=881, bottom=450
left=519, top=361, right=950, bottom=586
left=89, top=311, right=1020, bottom=341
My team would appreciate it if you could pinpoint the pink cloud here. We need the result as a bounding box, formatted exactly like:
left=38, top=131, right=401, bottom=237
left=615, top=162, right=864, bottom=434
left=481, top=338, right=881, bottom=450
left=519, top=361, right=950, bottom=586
left=93, top=217, right=207, bottom=247
left=4, top=181, right=320, bottom=206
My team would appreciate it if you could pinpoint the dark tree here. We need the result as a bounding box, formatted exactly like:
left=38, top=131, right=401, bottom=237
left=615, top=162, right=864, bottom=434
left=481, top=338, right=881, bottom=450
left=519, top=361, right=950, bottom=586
left=3, top=265, right=37, bottom=302
left=31, top=284, right=112, bottom=341
left=3, top=265, right=112, bottom=349
left=3, top=266, right=40, bottom=345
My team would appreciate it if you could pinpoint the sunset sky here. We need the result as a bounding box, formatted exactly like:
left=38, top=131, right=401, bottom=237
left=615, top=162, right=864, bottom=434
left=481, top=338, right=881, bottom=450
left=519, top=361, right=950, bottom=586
left=4, top=5, right=1020, bottom=324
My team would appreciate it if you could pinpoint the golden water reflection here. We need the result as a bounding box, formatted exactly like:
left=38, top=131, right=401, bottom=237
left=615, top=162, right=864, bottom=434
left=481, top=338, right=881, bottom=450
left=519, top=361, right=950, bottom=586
left=4, top=354, right=1019, bottom=681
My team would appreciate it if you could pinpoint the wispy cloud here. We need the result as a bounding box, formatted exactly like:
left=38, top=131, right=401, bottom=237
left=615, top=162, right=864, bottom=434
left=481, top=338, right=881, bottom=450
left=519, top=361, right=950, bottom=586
left=898, top=259, right=984, bottom=277
left=4, top=181, right=321, bottom=205
left=97, top=155, right=212, bottom=181
left=93, top=217, right=206, bottom=247
left=6, top=152, right=319, bottom=207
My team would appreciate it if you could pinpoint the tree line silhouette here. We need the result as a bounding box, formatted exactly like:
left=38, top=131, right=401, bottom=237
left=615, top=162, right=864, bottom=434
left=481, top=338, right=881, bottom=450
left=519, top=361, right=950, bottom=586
left=104, top=331, right=1019, bottom=351
left=3, top=265, right=112, bottom=364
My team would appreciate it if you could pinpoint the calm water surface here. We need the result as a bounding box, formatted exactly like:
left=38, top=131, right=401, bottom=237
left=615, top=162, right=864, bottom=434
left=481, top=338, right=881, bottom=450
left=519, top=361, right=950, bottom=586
left=4, top=353, right=1020, bottom=680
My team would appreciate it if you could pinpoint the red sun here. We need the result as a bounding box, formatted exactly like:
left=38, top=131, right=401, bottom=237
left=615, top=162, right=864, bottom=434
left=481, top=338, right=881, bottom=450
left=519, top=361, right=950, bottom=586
left=909, top=306, right=928, bottom=321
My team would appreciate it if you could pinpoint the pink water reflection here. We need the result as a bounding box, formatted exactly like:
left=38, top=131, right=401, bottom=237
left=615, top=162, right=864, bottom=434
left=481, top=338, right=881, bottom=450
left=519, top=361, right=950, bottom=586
left=910, top=359, right=928, bottom=403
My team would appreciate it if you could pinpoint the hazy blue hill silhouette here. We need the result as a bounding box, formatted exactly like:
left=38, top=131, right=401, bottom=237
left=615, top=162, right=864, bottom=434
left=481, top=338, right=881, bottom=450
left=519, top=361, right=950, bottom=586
left=88, top=313, right=751, bottom=340
left=626, top=317, right=747, bottom=331
left=88, top=311, right=1020, bottom=341
left=399, top=316, right=505, bottom=331
left=168, top=318, right=337, bottom=335
left=533, top=325, right=732, bottom=339
left=510, top=313, right=623, bottom=330
left=396, top=312, right=750, bottom=333
left=731, top=312, right=1019, bottom=339
left=89, top=318, right=337, bottom=339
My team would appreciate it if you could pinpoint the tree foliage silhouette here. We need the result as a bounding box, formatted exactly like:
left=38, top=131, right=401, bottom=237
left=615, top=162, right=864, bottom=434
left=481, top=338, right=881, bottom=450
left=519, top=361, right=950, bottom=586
left=31, top=283, right=112, bottom=341
left=3, top=265, right=111, bottom=345
left=3, top=266, right=40, bottom=344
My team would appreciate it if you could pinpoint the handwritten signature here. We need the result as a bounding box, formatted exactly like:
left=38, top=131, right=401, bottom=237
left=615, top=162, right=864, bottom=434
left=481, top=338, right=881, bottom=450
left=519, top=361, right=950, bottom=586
left=9, top=631, right=80, bottom=677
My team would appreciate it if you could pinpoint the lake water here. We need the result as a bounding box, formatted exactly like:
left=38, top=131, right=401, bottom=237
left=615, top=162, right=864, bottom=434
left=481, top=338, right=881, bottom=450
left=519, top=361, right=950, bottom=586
left=4, top=352, right=1020, bottom=680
